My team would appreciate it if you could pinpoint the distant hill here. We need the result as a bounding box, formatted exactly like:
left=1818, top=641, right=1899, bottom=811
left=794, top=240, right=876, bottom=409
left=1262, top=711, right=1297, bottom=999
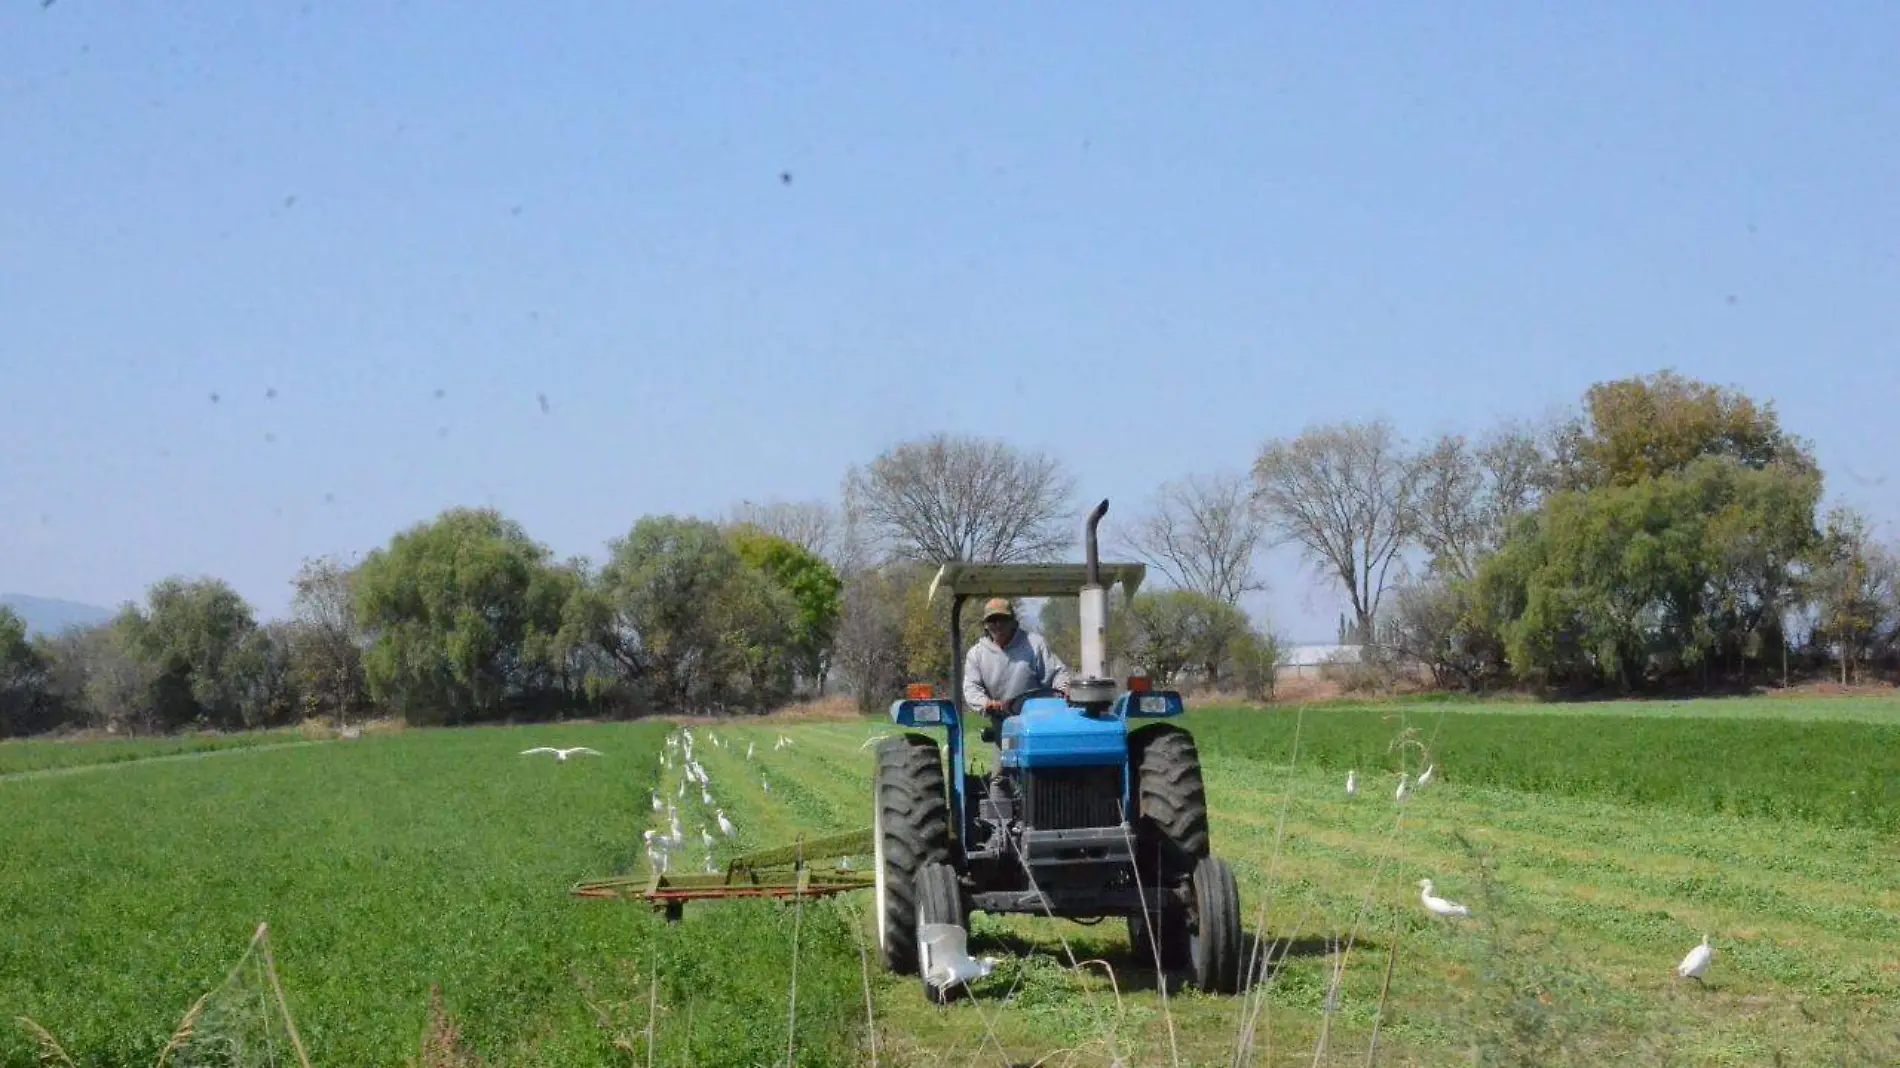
left=0, top=594, right=114, bottom=637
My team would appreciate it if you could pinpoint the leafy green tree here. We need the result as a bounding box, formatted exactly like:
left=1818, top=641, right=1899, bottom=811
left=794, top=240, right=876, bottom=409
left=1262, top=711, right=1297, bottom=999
left=1551, top=369, right=1814, bottom=491
left=0, top=606, right=56, bottom=736
left=596, top=516, right=797, bottom=713
left=1124, top=590, right=1253, bottom=687
left=1808, top=508, right=1900, bottom=684
left=229, top=623, right=301, bottom=728
left=728, top=526, right=844, bottom=692
left=34, top=614, right=156, bottom=732
left=1227, top=627, right=1283, bottom=701
left=126, top=577, right=261, bottom=730
left=1475, top=457, right=1819, bottom=689
left=354, top=508, right=573, bottom=725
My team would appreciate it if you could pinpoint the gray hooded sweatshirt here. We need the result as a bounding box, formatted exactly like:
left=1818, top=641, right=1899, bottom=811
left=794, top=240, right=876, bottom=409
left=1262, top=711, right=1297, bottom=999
left=962, top=629, right=1071, bottom=712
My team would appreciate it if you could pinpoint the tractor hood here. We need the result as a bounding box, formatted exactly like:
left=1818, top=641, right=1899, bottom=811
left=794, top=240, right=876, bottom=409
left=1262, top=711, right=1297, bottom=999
left=998, top=698, right=1128, bottom=770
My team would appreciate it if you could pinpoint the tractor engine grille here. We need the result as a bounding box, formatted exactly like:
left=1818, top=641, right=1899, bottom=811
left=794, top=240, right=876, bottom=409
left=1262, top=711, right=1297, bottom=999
left=1021, top=766, right=1125, bottom=831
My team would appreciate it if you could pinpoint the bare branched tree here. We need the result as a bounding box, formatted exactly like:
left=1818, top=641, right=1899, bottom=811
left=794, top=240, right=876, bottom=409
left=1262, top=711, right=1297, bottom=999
left=1251, top=419, right=1416, bottom=642
left=289, top=555, right=367, bottom=726
left=843, top=434, right=1076, bottom=564
left=1411, top=423, right=1551, bottom=581
left=1116, top=473, right=1263, bottom=605
left=726, top=499, right=841, bottom=563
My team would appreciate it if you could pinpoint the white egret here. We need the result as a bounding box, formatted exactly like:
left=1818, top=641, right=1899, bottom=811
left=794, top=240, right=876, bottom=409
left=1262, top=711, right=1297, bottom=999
left=1416, top=764, right=1435, bottom=789
left=745, top=741, right=755, bottom=761
left=1396, top=776, right=1410, bottom=802
left=1346, top=770, right=1358, bottom=797
left=701, top=788, right=714, bottom=807
left=716, top=809, right=736, bottom=838
left=650, top=791, right=663, bottom=811
left=1677, top=934, right=1714, bottom=983
left=701, top=828, right=715, bottom=850
left=1418, top=879, right=1471, bottom=918
left=704, top=856, right=719, bottom=873
left=918, top=923, right=997, bottom=990
left=519, top=747, right=602, bottom=762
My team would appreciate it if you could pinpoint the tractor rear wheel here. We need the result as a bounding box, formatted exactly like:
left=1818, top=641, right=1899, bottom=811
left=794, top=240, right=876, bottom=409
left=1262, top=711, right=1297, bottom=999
left=913, top=860, right=967, bottom=1004
left=873, top=733, right=951, bottom=975
left=1187, top=854, right=1243, bottom=993
left=1128, top=724, right=1211, bottom=881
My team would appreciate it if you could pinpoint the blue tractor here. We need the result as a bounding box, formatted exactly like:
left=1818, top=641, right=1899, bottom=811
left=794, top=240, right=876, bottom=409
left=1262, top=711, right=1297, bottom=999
left=873, top=501, right=1243, bottom=1001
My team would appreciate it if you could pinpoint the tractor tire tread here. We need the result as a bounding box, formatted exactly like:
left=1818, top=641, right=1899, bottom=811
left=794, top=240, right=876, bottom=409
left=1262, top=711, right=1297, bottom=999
left=1129, top=724, right=1211, bottom=878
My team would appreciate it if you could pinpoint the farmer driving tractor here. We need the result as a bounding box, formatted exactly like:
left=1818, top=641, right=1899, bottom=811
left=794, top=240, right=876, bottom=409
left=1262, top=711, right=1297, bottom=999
left=962, top=597, right=1071, bottom=717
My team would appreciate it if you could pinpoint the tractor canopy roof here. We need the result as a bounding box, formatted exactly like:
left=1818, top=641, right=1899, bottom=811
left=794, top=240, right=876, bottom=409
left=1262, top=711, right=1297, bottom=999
left=926, top=562, right=1147, bottom=603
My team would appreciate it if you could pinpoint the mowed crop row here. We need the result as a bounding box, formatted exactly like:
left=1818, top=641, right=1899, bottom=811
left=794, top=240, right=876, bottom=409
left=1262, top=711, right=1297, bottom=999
left=0, top=729, right=305, bottom=777
left=691, top=700, right=1900, bottom=1066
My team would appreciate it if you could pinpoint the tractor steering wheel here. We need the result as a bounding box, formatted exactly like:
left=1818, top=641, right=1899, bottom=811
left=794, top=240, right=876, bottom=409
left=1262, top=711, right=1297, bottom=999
left=1003, top=687, right=1065, bottom=719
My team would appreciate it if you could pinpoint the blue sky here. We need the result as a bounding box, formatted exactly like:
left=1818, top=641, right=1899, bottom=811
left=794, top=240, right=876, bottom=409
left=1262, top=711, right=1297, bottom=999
left=2, top=2, right=1895, bottom=641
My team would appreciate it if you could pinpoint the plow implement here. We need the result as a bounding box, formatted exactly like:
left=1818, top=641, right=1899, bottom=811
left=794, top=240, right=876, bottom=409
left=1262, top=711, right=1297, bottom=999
left=571, top=828, right=875, bottom=922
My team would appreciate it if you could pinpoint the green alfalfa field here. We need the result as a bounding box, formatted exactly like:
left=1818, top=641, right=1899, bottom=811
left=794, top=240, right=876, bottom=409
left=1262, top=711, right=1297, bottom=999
left=4, top=694, right=1899, bottom=1067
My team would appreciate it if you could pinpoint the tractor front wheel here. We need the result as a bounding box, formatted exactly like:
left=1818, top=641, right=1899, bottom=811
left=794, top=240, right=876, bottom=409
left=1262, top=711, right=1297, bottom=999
left=1187, top=854, right=1243, bottom=993
left=913, top=860, right=967, bottom=1005
left=873, top=734, right=952, bottom=975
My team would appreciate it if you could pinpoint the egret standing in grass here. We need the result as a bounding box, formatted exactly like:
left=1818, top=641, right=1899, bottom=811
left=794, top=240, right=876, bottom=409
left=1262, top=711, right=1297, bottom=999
left=717, top=809, right=736, bottom=838
left=1416, top=764, right=1435, bottom=789
left=1396, top=775, right=1411, bottom=802
left=1677, top=934, right=1715, bottom=983
left=650, top=790, right=663, bottom=811
left=745, top=741, right=755, bottom=761
left=1346, top=770, right=1358, bottom=797
left=1418, top=879, right=1471, bottom=918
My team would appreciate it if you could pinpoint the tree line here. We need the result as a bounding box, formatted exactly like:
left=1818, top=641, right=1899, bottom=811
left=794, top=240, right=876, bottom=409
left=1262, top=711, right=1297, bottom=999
left=1253, top=370, right=1899, bottom=691
left=2, top=369, right=1894, bottom=737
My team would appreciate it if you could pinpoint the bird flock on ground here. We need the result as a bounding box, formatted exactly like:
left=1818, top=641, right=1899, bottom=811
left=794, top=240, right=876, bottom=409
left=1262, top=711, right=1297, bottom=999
left=519, top=730, right=1718, bottom=987
left=1342, top=757, right=1716, bottom=984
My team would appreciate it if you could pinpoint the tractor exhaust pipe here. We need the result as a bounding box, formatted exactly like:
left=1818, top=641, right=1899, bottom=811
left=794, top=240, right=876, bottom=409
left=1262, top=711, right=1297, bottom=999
left=1078, top=499, right=1111, bottom=691
left=1084, top=499, right=1108, bottom=587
